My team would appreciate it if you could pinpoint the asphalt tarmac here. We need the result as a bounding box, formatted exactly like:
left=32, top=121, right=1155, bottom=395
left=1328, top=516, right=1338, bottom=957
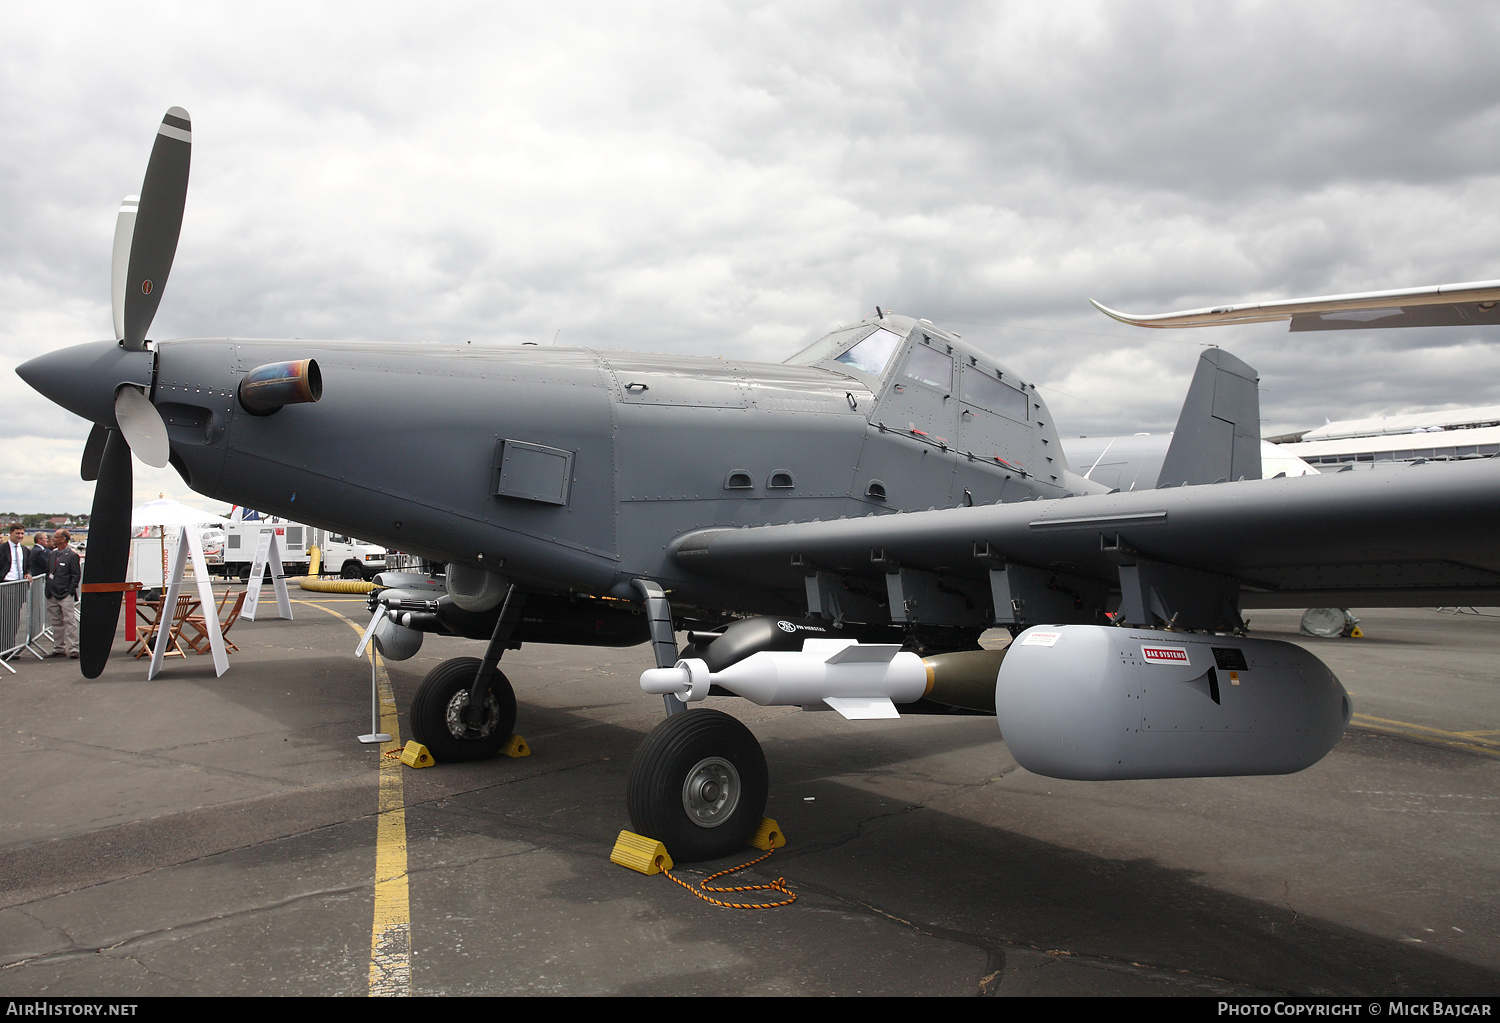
left=0, top=592, right=1496, bottom=997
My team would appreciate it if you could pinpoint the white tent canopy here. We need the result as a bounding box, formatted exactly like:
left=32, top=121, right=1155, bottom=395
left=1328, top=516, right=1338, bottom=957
left=132, top=498, right=230, bottom=529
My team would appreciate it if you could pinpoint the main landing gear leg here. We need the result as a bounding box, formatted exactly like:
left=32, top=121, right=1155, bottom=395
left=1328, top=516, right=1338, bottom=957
left=408, top=586, right=526, bottom=762
left=632, top=578, right=686, bottom=716
left=466, top=586, right=528, bottom=723
left=626, top=579, right=768, bottom=861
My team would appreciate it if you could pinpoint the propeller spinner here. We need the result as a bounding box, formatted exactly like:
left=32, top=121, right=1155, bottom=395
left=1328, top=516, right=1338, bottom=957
left=16, top=107, right=191, bottom=677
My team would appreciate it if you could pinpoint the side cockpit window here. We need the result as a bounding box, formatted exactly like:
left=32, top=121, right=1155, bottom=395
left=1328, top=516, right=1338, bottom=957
left=900, top=343, right=954, bottom=392
left=962, top=367, right=1028, bottom=422
left=835, top=327, right=903, bottom=377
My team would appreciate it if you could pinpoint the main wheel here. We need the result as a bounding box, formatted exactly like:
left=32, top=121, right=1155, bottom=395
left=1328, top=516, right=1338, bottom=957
left=341, top=561, right=363, bottom=579
left=626, top=709, right=768, bottom=862
left=408, top=657, right=516, bottom=762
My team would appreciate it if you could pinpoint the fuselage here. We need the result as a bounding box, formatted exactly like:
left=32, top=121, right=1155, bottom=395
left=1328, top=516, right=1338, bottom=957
left=96, top=313, right=1100, bottom=616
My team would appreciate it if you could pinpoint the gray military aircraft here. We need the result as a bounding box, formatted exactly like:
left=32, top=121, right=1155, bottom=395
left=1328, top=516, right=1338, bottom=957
left=19, top=109, right=1500, bottom=861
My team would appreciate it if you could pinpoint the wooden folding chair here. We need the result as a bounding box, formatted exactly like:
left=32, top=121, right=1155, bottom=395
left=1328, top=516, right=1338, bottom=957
left=137, top=595, right=197, bottom=660
left=130, top=596, right=166, bottom=658
left=181, top=588, right=230, bottom=653
left=184, top=590, right=246, bottom=655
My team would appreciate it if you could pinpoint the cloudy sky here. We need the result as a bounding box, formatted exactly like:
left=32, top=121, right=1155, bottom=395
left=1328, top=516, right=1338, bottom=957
left=6, top=1, right=1500, bottom=513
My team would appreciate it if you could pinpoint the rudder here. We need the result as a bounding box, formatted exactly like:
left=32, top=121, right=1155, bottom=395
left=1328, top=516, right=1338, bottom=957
left=1156, top=348, right=1261, bottom=487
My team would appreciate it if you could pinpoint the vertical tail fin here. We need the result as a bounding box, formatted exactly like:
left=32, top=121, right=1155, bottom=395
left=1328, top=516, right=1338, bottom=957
left=1156, top=348, right=1261, bottom=487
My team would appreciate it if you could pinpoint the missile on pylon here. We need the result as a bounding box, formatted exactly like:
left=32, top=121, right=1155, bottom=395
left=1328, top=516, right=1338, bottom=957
left=640, top=639, right=1007, bottom=719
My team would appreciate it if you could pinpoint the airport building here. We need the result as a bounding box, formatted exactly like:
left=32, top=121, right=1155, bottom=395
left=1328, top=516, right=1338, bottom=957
left=1267, top=405, right=1500, bottom=470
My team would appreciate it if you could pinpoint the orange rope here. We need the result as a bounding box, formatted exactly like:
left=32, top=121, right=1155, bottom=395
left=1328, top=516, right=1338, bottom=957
left=663, top=846, right=797, bottom=909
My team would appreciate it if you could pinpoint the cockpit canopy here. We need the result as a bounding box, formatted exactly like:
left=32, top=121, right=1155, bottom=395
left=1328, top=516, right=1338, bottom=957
left=786, top=313, right=1031, bottom=425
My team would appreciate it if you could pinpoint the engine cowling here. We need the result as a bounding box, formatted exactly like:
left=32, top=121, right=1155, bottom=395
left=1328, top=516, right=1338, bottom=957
left=996, top=625, right=1351, bottom=780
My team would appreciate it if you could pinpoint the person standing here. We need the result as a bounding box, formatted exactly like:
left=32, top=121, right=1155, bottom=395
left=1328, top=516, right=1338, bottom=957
left=46, top=530, right=81, bottom=659
left=2, top=523, right=31, bottom=650
left=28, top=532, right=52, bottom=649
left=29, top=533, right=51, bottom=577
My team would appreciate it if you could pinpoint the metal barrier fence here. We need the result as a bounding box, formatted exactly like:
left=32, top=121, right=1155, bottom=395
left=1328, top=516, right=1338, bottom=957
left=0, top=577, right=49, bottom=672
left=383, top=553, right=432, bottom=573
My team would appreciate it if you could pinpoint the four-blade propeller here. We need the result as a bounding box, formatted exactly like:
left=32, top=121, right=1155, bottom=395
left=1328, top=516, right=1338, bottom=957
left=38, top=107, right=191, bottom=677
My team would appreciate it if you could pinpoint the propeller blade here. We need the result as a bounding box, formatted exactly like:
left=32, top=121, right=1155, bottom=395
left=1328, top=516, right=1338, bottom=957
left=122, top=107, right=191, bottom=351
left=114, top=386, right=170, bottom=468
left=80, top=423, right=108, bottom=481
left=78, top=430, right=132, bottom=678
left=110, top=195, right=139, bottom=342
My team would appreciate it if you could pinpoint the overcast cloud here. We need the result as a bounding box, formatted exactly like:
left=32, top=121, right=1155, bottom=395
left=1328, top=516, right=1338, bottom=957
left=6, top=1, right=1500, bottom=513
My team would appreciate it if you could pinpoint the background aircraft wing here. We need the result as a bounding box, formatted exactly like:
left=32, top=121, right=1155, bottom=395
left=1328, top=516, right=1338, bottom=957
left=671, top=457, right=1500, bottom=613
left=1091, top=279, right=1500, bottom=331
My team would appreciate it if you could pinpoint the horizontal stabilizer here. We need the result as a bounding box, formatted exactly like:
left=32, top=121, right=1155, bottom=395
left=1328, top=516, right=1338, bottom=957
left=1157, top=348, right=1261, bottom=488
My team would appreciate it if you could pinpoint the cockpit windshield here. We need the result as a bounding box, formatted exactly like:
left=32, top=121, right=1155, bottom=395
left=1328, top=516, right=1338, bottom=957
left=784, top=324, right=876, bottom=366
left=784, top=323, right=903, bottom=380
left=835, top=328, right=903, bottom=377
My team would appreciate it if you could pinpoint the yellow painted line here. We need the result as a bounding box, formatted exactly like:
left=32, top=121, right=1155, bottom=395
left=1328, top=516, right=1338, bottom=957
left=1351, top=712, right=1500, bottom=758
left=291, top=599, right=411, bottom=996
left=368, top=658, right=410, bottom=997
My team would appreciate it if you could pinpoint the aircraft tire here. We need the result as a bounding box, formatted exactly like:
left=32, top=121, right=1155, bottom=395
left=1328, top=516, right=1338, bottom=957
left=409, top=656, right=515, bottom=762
left=626, top=709, right=767, bottom=862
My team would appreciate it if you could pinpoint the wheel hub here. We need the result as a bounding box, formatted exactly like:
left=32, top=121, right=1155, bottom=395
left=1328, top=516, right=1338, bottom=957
left=681, top=756, right=740, bottom=828
left=445, top=689, right=500, bottom=740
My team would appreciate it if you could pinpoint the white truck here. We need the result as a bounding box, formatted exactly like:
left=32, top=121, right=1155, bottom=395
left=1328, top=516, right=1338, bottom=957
left=219, top=514, right=388, bottom=580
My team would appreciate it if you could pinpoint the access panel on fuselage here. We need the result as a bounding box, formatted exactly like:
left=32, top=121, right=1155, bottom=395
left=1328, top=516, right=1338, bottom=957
left=600, top=352, right=752, bottom=408
left=872, top=337, right=960, bottom=446
left=957, top=361, right=1042, bottom=479
left=607, top=355, right=872, bottom=577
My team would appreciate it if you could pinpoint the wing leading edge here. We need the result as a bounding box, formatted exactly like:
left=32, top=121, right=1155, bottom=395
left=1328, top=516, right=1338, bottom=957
left=670, top=458, right=1500, bottom=628
left=1092, top=279, right=1500, bottom=331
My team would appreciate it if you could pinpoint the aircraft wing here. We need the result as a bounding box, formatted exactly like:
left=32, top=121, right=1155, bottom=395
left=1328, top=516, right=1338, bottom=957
left=671, top=457, right=1500, bottom=614
left=1091, top=279, right=1500, bottom=331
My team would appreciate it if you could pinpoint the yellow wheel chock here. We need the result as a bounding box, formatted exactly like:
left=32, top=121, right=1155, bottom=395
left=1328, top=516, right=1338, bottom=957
left=397, top=735, right=528, bottom=769
left=611, top=831, right=673, bottom=875
left=751, top=817, right=785, bottom=851
left=399, top=741, right=434, bottom=768
left=612, top=819, right=795, bottom=908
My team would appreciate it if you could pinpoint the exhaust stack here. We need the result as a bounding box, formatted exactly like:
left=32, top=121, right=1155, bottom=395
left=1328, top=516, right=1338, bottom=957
left=238, top=359, right=322, bottom=415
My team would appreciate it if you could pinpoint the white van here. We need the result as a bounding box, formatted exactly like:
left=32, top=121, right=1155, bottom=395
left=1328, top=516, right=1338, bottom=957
left=219, top=511, right=387, bottom=580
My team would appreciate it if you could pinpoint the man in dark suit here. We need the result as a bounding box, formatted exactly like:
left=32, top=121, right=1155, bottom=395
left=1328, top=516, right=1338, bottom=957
left=29, top=533, right=51, bottom=578
left=1, top=523, right=30, bottom=583
left=46, top=530, right=82, bottom=659
left=2, top=522, right=31, bottom=650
